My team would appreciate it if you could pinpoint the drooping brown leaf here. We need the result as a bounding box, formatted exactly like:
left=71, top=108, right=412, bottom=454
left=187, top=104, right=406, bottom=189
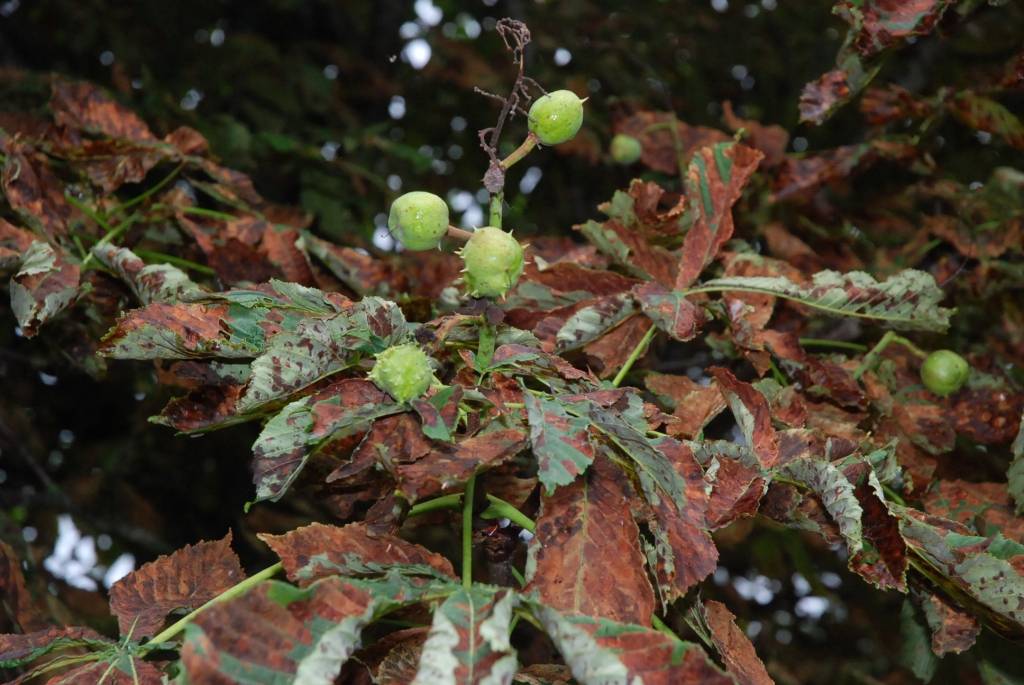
left=526, top=454, right=655, bottom=625
left=581, top=315, right=654, bottom=379
left=108, top=532, right=244, bottom=638
left=0, top=541, right=47, bottom=633
left=259, top=522, right=456, bottom=584
left=709, top=368, right=779, bottom=468
left=0, top=138, right=81, bottom=239
left=0, top=218, right=39, bottom=270
left=50, top=78, right=155, bottom=142
left=644, top=372, right=727, bottom=440
left=675, top=143, right=764, bottom=289
left=701, top=599, right=774, bottom=685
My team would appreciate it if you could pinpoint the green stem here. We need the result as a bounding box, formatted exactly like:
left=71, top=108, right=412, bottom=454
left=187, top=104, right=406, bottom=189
left=651, top=614, right=681, bottom=641
left=612, top=324, right=657, bottom=388
left=499, top=133, right=537, bottom=169
left=799, top=337, right=869, bottom=353
left=481, top=494, right=536, bottom=533
left=489, top=192, right=503, bottom=228
left=115, top=162, right=185, bottom=215
left=853, top=331, right=928, bottom=379
left=79, top=214, right=141, bottom=268
left=462, top=475, right=476, bottom=589
left=407, top=493, right=463, bottom=517
left=132, top=249, right=216, bottom=275
left=145, top=562, right=282, bottom=647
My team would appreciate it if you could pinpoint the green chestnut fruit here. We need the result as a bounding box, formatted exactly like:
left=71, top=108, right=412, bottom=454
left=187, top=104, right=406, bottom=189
left=920, top=349, right=970, bottom=397
left=610, top=134, right=642, bottom=164
left=528, top=90, right=584, bottom=146
left=459, top=226, right=525, bottom=299
left=388, top=191, right=449, bottom=251
left=368, top=343, right=434, bottom=402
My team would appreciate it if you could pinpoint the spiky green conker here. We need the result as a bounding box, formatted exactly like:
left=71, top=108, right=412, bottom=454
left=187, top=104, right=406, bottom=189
left=528, top=90, right=584, bottom=146
left=920, top=349, right=970, bottom=397
left=610, top=134, right=642, bottom=164
left=388, top=191, right=449, bottom=251
left=368, top=343, right=434, bottom=402
left=460, top=226, right=525, bottom=299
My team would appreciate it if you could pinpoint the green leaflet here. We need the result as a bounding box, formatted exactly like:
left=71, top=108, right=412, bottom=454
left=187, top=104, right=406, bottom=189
left=92, top=243, right=203, bottom=304
left=251, top=379, right=403, bottom=502
left=238, top=296, right=408, bottom=413
left=1009, top=414, right=1024, bottom=516
left=898, top=600, right=938, bottom=683
left=688, top=268, right=954, bottom=332
left=410, top=587, right=519, bottom=685
left=781, top=459, right=864, bottom=556
left=10, top=240, right=80, bottom=337
left=525, top=393, right=596, bottom=495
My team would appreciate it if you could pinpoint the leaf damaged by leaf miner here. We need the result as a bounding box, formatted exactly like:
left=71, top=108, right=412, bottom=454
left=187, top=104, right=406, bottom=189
left=709, top=368, right=780, bottom=469
left=260, top=521, right=456, bottom=584
left=9, top=240, right=81, bottom=337
left=409, top=586, right=519, bottom=685
left=526, top=454, right=655, bottom=625
left=525, top=391, right=597, bottom=494
left=108, top=531, right=244, bottom=638
left=531, top=603, right=734, bottom=685
left=632, top=281, right=705, bottom=342
left=675, top=142, right=764, bottom=290
left=251, top=379, right=403, bottom=503
left=92, top=243, right=203, bottom=305
left=697, top=599, right=774, bottom=685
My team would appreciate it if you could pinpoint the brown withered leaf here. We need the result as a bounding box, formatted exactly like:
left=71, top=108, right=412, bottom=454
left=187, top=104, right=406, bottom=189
left=0, top=541, right=47, bottom=633
left=45, top=658, right=165, bottom=684
left=701, top=600, right=774, bottom=685
left=616, top=111, right=730, bottom=176
left=799, top=70, right=851, bottom=126
left=919, top=589, right=982, bottom=656
left=527, top=454, right=655, bottom=625
left=675, top=143, right=764, bottom=289
left=705, top=457, right=767, bottom=529
left=0, top=139, right=81, bottom=239
left=722, top=101, right=789, bottom=167
left=581, top=315, right=653, bottom=379
left=108, top=532, right=244, bottom=638
left=895, top=403, right=956, bottom=455
left=622, top=179, right=687, bottom=238
left=260, top=522, right=456, bottom=584
left=50, top=78, right=155, bottom=141
left=153, top=383, right=247, bottom=433
left=644, top=372, right=727, bottom=439
left=0, top=217, right=37, bottom=270
left=393, top=427, right=528, bottom=501
left=709, top=368, right=779, bottom=468
left=772, top=141, right=916, bottom=202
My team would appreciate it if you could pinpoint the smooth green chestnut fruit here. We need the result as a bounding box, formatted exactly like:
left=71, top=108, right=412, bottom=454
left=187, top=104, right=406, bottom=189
left=459, top=226, right=525, bottom=299
left=388, top=191, right=449, bottom=251
left=368, top=343, right=434, bottom=402
left=920, top=349, right=970, bottom=397
left=610, top=134, right=642, bottom=164
left=528, top=90, right=584, bottom=146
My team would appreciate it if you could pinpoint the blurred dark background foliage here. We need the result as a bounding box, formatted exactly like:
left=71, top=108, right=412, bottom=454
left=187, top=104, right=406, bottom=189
left=0, top=1, right=1022, bottom=683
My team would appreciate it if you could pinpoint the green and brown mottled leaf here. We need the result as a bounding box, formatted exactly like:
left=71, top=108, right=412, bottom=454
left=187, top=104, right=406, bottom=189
left=0, top=626, right=110, bottom=669
left=709, top=368, right=780, bottom=469
left=92, top=244, right=203, bottom=305
left=251, top=379, right=403, bottom=502
left=632, top=281, right=705, bottom=342
left=410, top=586, right=518, bottom=685
left=10, top=241, right=80, bottom=337
left=525, top=392, right=597, bottom=494
left=675, top=142, right=764, bottom=289
left=108, top=532, right=244, bottom=638
left=531, top=603, right=735, bottom=685
left=526, top=454, right=654, bottom=625
left=260, top=522, right=456, bottom=584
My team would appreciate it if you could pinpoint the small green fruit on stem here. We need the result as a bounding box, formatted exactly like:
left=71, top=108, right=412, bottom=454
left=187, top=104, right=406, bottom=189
left=528, top=89, right=585, bottom=145
left=920, top=349, right=970, bottom=397
left=459, top=226, right=525, bottom=298
left=610, top=134, right=642, bottom=164
left=368, top=344, right=435, bottom=402
left=388, top=191, right=449, bottom=250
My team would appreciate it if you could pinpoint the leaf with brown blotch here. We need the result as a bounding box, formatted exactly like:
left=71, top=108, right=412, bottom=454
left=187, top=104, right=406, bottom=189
left=644, top=373, right=726, bottom=439
left=303, top=232, right=399, bottom=296
left=799, top=70, right=852, bottom=126
left=675, top=142, right=764, bottom=290
left=42, top=655, right=166, bottom=684
left=92, top=244, right=203, bottom=305
left=842, top=459, right=908, bottom=591
left=835, top=0, right=956, bottom=58
left=10, top=241, right=81, bottom=337
left=918, top=589, right=982, bottom=656
left=181, top=575, right=448, bottom=684
left=526, top=454, right=655, bottom=625
left=525, top=392, right=597, bottom=494
left=152, top=382, right=249, bottom=433
left=50, top=78, right=156, bottom=142
left=409, top=586, right=519, bottom=684
left=699, top=599, right=774, bottom=685
left=109, top=532, right=244, bottom=638
left=705, top=456, right=767, bottom=530
left=709, top=368, right=779, bottom=469
left=531, top=603, right=734, bottom=685
left=922, top=480, right=1024, bottom=544
left=772, top=141, right=916, bottom=202
left=632, top=282, right=705, bottom=342
left=259, top=522, right=456, bottom=584
left=0, top=140, right=80, bottom=240
left=251, top=379, right=403, bottom=503
left=393, top=427, right=528, bottom=502
left=947, top=91, right=1024, bottom=150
